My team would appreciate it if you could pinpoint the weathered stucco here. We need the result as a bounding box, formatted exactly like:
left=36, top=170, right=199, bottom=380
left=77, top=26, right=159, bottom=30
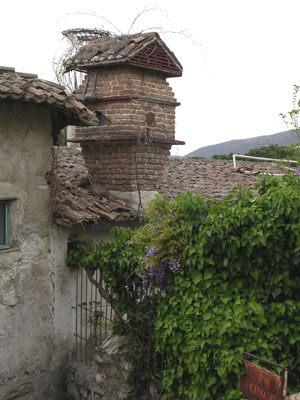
left=0, top=99, right=117, bottom=396
left=0, top=101, right=124, bottom=399
left=0, top=101, right=55, bottom=399
left=0, top=101, right=77, bottom=399
left=110, top=190, right=158, bottom=212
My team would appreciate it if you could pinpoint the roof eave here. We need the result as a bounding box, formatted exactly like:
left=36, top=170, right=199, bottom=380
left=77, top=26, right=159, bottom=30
left=128, top=34, right=183, bottom=73
left=65, top=59, right=182, bottom=77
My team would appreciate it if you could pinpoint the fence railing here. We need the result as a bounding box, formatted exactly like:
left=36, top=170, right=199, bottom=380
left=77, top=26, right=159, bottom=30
left=232, top=153, right=297, bottom=169
left=73, top=267, right=115, bottom=363
left=73, top=267, right=165, bottom=398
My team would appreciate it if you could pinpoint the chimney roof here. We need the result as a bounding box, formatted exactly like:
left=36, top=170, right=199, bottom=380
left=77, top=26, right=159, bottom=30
left=64, top=32, right=183, bottom=77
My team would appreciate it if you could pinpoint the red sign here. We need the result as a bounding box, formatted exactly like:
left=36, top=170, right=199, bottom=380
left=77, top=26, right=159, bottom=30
left=240, top=360, right=284, bottom=400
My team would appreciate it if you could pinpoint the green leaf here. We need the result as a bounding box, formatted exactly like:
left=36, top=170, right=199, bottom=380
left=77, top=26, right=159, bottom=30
left=192, top=271, right=202, bottom=285
left=218, top=320, right=232, bottom=335
left=248, top=300, right=264, bottom=316
left=250, top=268, right=260, bottom=281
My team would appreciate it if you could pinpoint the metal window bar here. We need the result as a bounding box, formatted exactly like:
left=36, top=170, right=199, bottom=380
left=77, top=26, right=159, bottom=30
left=0, top=200, right=9, bottom=249
left=74, top=267, right=116, bottom=363
left=74, top=268, right=166, bottom=398
left=80, top=267, right=83, bottom=362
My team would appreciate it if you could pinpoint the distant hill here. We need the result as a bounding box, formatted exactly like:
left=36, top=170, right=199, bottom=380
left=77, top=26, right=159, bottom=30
left=185, top=131, right=299, bottom=159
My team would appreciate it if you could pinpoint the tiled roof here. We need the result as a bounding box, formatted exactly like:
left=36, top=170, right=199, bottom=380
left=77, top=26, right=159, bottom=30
left=0, top=67, right=98, bottom=127
left=53, top=148, right=285, bottom=226
left=52, top=147, right=137, bottom=227
left=64, top=32, right=183, bottom=77
left=158, top=158, right=281, bottom=200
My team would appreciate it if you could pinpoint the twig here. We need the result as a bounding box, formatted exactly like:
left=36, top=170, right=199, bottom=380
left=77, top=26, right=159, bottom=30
left=127, top=6, right=162, bottom=34
left=56, top=12, right=123, bottom=35
left=85, top=266, right=124, bottom=323
left=134, top=146, right=143, bottom=214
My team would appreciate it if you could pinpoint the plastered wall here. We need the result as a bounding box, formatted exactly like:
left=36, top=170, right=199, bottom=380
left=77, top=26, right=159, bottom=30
left=0, top=102, right=76, bottom=399
left=0, top=100, right=122, bottom=399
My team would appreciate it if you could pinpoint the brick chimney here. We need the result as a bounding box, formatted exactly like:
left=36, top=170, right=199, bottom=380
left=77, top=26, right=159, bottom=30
left=65, top=32, right=184, bottom=209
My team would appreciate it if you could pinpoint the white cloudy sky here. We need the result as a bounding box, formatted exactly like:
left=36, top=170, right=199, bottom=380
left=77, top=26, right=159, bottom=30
left=2, top=0, right=300, bottom=156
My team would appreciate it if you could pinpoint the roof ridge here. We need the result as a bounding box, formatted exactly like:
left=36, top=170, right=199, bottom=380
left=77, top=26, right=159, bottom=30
left=0, top=66, right=15, bottom=73
left=0, top=66, right=38, bottom=79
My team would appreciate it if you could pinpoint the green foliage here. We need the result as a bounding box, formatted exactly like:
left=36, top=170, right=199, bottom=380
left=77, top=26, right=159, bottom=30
left=280, top=84, right=300, bottom=141
left=246, top=143, right=298, bottom=160
left=211, top=144, right=299, bottom=161
left=211, top=152, right=234, bottom=160
left=56, top=127, right=67, bottom=146
left=152, top=176, right=300, bottom=399
left=67, top=174, right=300, bottom=399
left=67, top=229, right=160, bottom=395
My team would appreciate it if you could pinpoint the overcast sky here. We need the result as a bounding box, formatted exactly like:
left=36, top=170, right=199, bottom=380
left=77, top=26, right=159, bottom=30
left=2, top=0, right=300, bottom=156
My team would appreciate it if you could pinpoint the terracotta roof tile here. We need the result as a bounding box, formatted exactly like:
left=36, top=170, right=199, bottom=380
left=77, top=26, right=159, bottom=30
left=53, top=148, right=288, bottom=227
left=158, top=158, right=283, bottom=200
left=0, top=67, right=98, bottom=127
left=52, top=147, right=136, bottom=227
left=64, top=32, right=183, bottom=77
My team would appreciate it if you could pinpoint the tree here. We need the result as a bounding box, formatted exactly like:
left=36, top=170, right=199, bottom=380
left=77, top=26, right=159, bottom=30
left=280, top=84, right=300, bottom=141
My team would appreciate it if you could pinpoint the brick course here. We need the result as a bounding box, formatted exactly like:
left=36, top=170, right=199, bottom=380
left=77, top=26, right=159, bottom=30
left=77, top=66, right=178, bottom=141
left=75, top=65, right=180, bottom=192
left=82, top=141, right=171, bottom=191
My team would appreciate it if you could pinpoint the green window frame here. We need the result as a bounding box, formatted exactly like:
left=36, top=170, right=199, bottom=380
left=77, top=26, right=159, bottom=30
left=0, top=200, right=9, bottom=249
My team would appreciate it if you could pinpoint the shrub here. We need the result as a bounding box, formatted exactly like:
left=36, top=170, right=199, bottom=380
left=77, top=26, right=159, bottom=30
left=68, top=173, right=300, bottom=399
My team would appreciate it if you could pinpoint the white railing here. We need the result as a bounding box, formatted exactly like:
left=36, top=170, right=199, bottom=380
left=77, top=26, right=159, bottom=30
left=232, top=154, right=297, bottom=169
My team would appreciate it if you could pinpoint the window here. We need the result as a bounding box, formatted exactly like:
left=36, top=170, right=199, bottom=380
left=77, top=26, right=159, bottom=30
left=0, top=200, right=9, bottom=249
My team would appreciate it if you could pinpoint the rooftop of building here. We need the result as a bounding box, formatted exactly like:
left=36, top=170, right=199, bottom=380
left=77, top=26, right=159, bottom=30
left=0, top=66, right=99, bottom=129
left=52, top=146, right=284, bottom=227
left=52, top=146, right=137, bottom=227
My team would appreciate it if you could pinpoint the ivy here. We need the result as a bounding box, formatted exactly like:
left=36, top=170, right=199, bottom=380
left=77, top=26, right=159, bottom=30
left=67, top=173, right=300, bottom=399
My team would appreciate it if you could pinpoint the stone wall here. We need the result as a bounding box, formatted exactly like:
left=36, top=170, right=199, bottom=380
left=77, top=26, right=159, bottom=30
left=65, top=335, right=134, bottom=400
left=65, top=335, right=165, bottom=400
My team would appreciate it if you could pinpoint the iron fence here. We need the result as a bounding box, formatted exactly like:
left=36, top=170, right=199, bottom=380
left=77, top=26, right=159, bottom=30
left=73, top=267, right=165, bottom=398
left=73, top=267, right=115, bottom=363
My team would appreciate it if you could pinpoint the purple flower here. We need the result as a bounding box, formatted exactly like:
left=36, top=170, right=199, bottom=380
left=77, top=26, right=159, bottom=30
left=154, top=264, right=166, bottom=286
left=169, top=258, right=180, bottom=273
left=296, top=166, right=300, bottom=176
left=149, top=266, right=156, bottom=278
left=145, top=246, right=156, bottom=258
left=141, top=271, right=149, bottom=287
left=141, top=263, right=167, bottom=288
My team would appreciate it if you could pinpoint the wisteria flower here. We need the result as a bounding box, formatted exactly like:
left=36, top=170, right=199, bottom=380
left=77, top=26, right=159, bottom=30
left=145, top=246, right=156, bottom=258
left=141, top=271, right=149, bottom=287
left=169, top=258, right=180, bottom=273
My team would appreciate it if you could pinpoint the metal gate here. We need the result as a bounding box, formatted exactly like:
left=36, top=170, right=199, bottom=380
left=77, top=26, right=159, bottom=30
left=73, top=267, right=165, bottom=398
left=74, top=267, right=115, bottom=363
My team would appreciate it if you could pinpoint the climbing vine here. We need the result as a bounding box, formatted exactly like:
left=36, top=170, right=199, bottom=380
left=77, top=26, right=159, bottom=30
left=68, top=173, right=300, bottom=399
